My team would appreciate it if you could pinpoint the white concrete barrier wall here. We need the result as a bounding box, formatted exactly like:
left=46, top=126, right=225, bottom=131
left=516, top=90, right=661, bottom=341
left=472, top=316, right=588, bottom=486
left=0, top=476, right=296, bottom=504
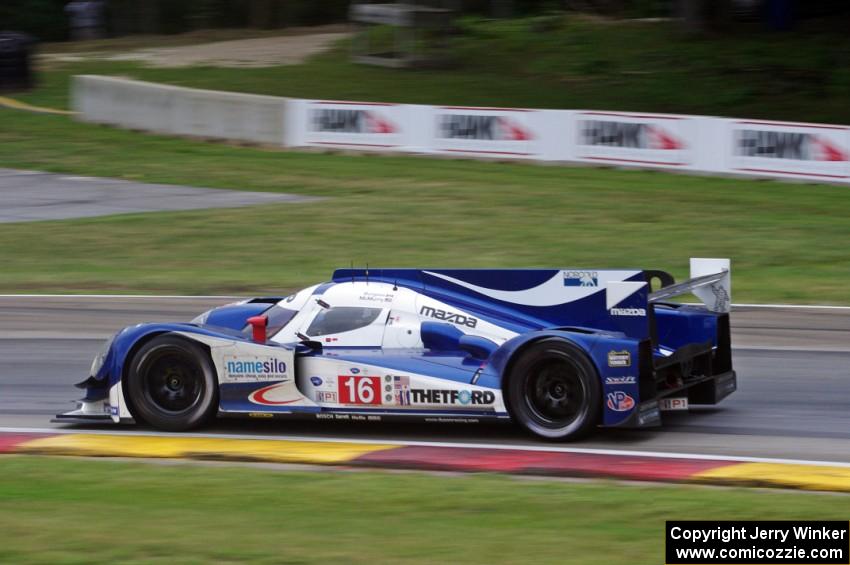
left=73, top=75, right=850, bottom=184
left=73, top=75, right=288, bottom=146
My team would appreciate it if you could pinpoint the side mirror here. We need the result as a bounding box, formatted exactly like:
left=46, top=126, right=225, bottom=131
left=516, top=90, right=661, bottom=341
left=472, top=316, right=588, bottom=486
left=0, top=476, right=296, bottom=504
left=247, top=315, right=268, bottom=343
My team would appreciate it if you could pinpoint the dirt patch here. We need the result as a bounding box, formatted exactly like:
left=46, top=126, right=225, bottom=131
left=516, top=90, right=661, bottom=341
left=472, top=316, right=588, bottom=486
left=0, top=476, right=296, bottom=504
left=43, top=29, right=351, bottom=68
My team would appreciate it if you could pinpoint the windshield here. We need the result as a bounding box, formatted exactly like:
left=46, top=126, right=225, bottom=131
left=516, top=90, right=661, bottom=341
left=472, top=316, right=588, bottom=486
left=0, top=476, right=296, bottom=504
left=248, top=305, right=299, bottom=337
left=306, top=307, right=383, bottom=337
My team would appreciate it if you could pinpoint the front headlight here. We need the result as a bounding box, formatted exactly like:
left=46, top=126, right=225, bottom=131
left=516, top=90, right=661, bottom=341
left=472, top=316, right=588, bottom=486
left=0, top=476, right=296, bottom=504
left=89, top=334, right=116, bottom=377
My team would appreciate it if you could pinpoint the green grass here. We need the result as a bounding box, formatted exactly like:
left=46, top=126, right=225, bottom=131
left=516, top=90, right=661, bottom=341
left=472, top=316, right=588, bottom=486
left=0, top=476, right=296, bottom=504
left=1, top=18, right=848, bottom=300
left=1, top=108, right=849, bottom=301
left=0, top=456, right=847, bottom=564
left=27, top=16, right=850, bottom=123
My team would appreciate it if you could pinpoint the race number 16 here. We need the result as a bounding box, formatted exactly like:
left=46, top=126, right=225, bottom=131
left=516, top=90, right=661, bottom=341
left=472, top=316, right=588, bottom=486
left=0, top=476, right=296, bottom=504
left=339, top=376, right=381, bottom=405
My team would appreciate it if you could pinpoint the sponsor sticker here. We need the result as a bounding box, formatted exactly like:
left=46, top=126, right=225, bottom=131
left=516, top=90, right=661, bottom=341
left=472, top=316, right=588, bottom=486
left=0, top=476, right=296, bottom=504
left=410, top=389, right=495, bottom=406
left=605, top=375, right=636, bottom=385
left=658, top=397, right=689, bottom=411
left=607, top=350, right=632, bottom=368
left=359, top=292, right=394, bottom=303
left=393, top=375, right=411, bottom=406
left=419, top=305, right=478, bottom=328
left=729, top=121, right=850, bottom=180
left=563, top=270, right=598, bottom=287
left=339, top=375, right=382, bottom=405
left=305, top=102, right=403, bottom=149
left=316, top=391, right=338, bottom=404
left=576, top=113, right=692, bottom=167
left=224, top=356, right=288, bottom=381
left=432, top=107, right=539, bottom=158
left=610, top=307, right=646, bottom=317
left=606, top=391, right=635, bottom=412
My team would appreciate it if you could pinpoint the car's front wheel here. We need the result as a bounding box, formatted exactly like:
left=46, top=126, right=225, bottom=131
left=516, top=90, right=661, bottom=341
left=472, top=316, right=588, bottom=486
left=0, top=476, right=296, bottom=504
left=126, top=335, right=218, bottom=431
left=506, top=339, right=601, bottom=441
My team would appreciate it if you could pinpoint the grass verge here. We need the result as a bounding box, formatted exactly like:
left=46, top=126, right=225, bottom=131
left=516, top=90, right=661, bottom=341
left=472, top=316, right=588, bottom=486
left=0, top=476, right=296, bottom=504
left=1, top=109, right=849, bottom=301
left=0, top=456, right=848, bottom=564
left=1, top=18, right=848, bottom=300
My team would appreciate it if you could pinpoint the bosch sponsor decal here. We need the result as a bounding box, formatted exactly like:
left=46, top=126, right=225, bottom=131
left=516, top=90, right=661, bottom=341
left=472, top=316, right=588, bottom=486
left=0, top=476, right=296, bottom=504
left=605, top=375, right=636, bottom=385
left=607, top=350, right=632, bottom=368
left=410, top=389, right=496, bottom=406
left=432, top=107, right=539, bottom=157
left=419, top=305, right=478, bottom=329
left=576, top=112, right=692, bottom=167
left=224, top=356, right=288, bottom=381
left=606, top=391, right=635, bottom=412
left=563, top=270, right=598, bottom=287
left=305, top=101, right=403, bottom=148
left=729, top=121, right=849, bottom=180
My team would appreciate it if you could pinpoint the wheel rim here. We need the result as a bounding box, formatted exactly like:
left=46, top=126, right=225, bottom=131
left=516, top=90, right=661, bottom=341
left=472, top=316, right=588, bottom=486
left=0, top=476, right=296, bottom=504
left=141, top=348, right=204, bottom=414
left=523, top=356, right=587, bottom=429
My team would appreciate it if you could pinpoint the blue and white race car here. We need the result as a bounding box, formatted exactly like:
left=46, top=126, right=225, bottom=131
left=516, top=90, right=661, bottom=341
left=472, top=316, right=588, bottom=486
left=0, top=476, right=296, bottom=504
left=58, top=258, right=737, bottom=441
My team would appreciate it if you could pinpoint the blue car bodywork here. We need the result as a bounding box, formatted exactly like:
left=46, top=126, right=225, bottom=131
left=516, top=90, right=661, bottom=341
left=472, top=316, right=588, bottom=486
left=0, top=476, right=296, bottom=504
left=59, top=259, right=737, bottom=439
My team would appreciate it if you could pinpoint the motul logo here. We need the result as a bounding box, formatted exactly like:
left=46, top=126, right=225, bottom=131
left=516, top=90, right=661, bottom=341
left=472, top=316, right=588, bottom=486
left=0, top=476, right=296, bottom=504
left=311, top=109, right=396, bottom=134
left=735, top=129, right=848, bottom=162
left=438, top=114, right=533, bottom=141
left=580, top=120, right=684, bottom=150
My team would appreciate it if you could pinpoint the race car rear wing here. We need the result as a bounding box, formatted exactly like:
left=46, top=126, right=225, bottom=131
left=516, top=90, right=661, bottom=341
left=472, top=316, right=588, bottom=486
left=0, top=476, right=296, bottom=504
left=648, top=258, right=731, bottom=313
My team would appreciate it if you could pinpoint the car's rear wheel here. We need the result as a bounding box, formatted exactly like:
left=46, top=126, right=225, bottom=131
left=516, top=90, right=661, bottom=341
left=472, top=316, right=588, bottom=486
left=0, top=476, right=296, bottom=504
left=126, top=335, right=218, bottom=431
left=506, top=339, right=601, bottom=441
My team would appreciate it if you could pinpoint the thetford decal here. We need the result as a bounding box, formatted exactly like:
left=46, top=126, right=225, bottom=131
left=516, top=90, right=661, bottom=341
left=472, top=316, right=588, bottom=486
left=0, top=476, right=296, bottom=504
left=432, top=107, right=539, bottom=157
left=576, top=113, right=693, bottom=167
left=730, top=122, right=849, bottom=180
left=410, top=389, right=496, bottom=406
left=305, top=102, right=403, bottom=148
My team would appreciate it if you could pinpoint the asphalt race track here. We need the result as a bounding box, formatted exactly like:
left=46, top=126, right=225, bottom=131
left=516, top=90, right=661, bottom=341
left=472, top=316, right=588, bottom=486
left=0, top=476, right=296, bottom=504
left=0, top=169, right=317, bottom=223
left=1, top=296, right=849, bottom=462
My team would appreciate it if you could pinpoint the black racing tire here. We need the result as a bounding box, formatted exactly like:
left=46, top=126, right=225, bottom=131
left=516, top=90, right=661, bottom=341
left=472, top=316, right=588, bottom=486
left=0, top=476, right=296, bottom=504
left=506, top=339, right=601, bottom=441
left=125, top=335, right=218, bottom=431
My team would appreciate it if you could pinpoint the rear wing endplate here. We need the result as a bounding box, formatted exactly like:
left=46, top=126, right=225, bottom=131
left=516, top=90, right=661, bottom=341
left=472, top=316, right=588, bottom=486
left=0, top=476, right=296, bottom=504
left=648, top=258, right=731, bottom=313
